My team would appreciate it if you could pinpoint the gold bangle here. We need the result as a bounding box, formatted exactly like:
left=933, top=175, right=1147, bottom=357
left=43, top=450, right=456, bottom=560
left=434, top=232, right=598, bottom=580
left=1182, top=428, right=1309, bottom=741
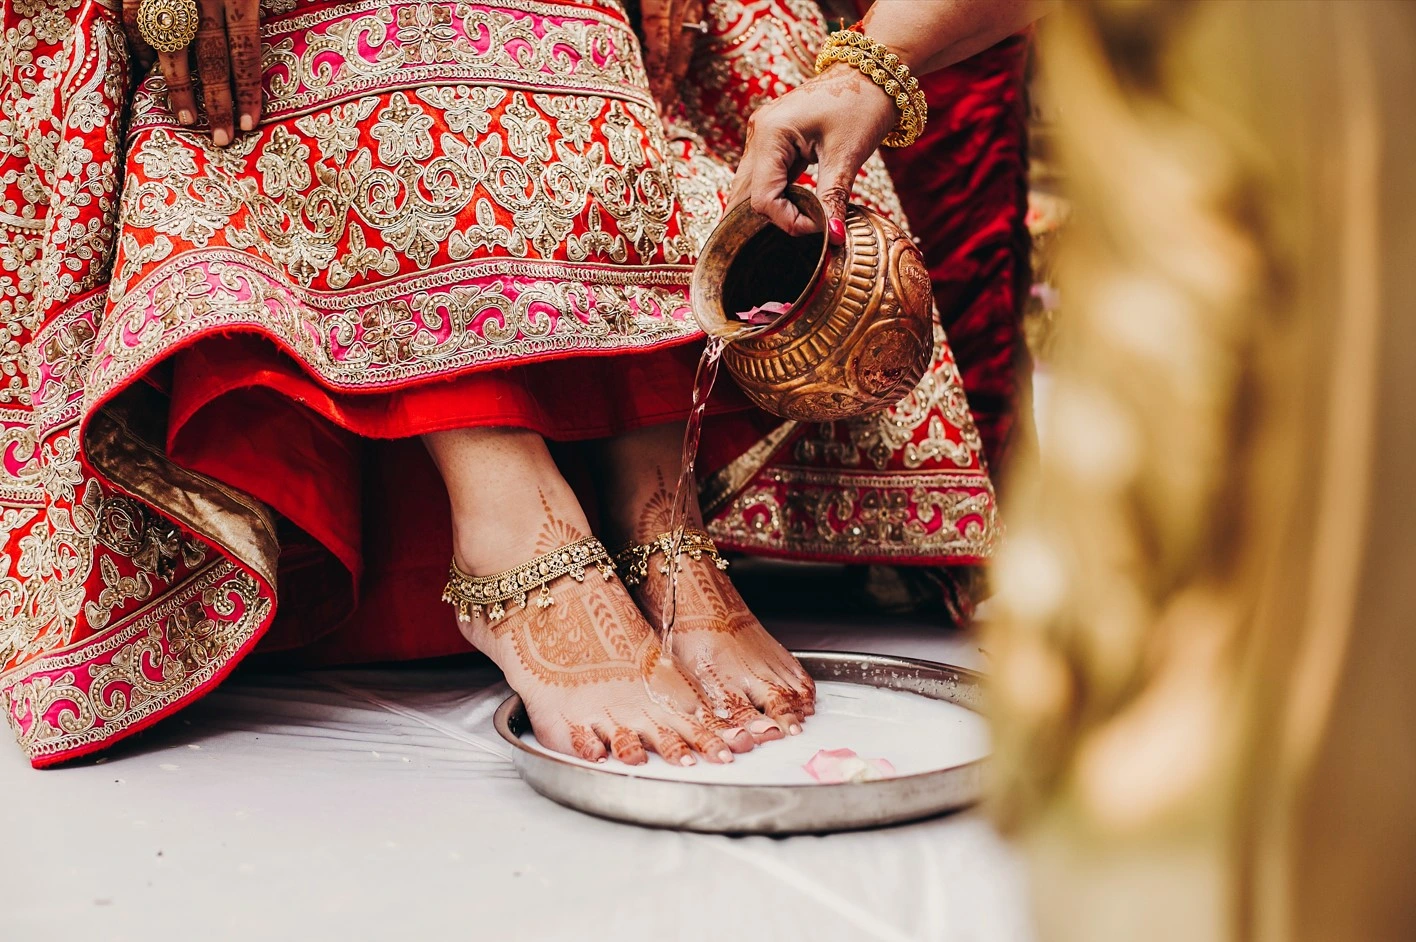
left=815, top=30, right=929, bottom=148
left=614, top=528, right=730, bottom=588
left=442, top=536, right=615, bottom=624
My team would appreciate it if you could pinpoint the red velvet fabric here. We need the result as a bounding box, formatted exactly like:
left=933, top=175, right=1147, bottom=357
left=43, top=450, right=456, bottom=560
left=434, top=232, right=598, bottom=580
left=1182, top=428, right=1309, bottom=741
left=167, top=335, right=752, bottom=664
left=880, top=35, right=1033, bottom=477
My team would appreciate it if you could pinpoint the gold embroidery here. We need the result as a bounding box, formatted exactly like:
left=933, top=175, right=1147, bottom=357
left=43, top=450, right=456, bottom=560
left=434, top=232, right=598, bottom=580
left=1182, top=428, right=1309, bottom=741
left=5, top=562, right=268, bottom=760
left=709, top=471, right=996, bottom=560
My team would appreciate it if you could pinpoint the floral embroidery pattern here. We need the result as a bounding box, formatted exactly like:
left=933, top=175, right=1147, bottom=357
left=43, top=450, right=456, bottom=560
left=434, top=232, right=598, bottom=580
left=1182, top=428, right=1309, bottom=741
left=2, top=0, right=997, bottom=767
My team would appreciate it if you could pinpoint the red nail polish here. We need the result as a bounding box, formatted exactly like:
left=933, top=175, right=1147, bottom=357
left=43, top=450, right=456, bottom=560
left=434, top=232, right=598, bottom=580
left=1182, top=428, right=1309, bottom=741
left=828, top=218, right=846, bottom=244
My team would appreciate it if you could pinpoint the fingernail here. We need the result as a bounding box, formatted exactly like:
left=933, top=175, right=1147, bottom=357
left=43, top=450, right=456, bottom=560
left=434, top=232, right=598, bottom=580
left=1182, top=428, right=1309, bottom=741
left=827, top=217, right=846, bottom=245
left=717, top=750, right=733, bottom=764
left=177, top=109, right=193, bottom=125
left=212, top=128, right=230, bottom=147
left=789, top=723, right=802, bottom=736
left=240, top=114, right=254, bottom=132
left=679, top=755, right=695, bottom=767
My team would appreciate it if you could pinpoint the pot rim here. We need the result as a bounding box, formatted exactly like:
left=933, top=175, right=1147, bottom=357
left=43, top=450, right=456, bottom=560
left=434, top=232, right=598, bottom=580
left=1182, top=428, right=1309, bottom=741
left=690, top=184, right=830, bottom=342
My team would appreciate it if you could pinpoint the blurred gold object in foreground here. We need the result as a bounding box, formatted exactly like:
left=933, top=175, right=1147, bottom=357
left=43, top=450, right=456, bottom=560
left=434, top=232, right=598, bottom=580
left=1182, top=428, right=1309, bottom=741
left=988, top=1, right=1416, bottom=939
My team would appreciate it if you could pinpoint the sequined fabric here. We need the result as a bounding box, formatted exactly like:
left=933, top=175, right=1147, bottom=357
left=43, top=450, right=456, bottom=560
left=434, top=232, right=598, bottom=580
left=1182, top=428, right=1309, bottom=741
left=1, top=0, right=999, bottom=765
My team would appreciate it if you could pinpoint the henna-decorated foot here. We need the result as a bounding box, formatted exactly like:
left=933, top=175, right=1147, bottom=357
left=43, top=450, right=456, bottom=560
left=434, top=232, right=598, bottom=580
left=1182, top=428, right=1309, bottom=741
left=628, top=535, right=817, bottom=740
left=587, top=425, right=814, bottom=742
left=456, top=569, right=744, bottom=766
left=425, top=428, right=751, bottom=767
left=610, top=471, right=816, bottom=741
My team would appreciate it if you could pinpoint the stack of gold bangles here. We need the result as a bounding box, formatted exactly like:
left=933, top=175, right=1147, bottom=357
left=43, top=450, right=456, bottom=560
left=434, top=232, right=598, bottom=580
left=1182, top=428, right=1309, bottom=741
left=814, top=26, right=929, bottom=148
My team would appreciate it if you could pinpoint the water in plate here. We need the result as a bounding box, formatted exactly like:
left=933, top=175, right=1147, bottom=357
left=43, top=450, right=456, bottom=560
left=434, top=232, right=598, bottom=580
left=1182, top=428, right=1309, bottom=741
left=521, top=681, right=990, bottom=785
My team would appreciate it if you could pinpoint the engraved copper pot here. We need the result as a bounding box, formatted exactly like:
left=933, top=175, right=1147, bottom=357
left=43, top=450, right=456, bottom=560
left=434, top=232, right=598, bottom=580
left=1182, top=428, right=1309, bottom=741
left=690, top=185, right=934, bottom=422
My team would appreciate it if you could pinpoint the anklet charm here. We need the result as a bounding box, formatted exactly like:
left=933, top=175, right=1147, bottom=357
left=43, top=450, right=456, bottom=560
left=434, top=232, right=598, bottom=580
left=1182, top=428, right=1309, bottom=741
left=614, top=528, right=729, bottom=588
left=442, top=535, right=615, bottom=624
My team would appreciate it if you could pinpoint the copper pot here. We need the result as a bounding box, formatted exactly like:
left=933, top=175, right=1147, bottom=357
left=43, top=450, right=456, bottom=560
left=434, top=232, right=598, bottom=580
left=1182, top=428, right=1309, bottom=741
left=690, top=185, right=934, bottom=422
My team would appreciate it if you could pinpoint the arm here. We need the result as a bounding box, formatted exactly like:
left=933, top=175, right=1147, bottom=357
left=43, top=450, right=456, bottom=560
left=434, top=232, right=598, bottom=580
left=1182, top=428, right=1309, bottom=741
left=728, top=0, right=1051, bottom=240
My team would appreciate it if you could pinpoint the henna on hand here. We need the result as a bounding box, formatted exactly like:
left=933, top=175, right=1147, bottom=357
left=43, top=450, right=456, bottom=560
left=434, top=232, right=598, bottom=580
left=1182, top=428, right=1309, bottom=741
left=124, top=0, right=262, bottom=144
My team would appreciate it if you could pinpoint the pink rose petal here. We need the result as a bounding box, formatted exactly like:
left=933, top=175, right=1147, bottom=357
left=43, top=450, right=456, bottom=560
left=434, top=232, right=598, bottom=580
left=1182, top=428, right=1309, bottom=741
left=804, top=748, right=897, bottom=784
left=733, top=300, right=793, bottom=326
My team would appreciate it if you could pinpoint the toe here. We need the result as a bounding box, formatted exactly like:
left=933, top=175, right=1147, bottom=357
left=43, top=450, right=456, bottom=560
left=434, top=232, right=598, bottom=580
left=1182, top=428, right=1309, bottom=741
left=670, top=716, right=735, bottom=764
left=608, top=725, right=647, bottom=765
left=702, top=711, right=755, bottom=753
left=726, top=698, right=783, bottom=743
left=645, top=726, right=695, bottom=767
left=569, top=724, right=608, bottom=763
left=769, top=655, right=816, bottom=716
left=758, top=684, right=803, bottom=736
left=791, top=671, right=817, bottom=716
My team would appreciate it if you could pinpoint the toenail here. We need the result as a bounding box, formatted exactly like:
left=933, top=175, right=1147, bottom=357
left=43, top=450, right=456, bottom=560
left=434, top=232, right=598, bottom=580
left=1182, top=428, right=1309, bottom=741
left=749, top=718, right=777, bottom=734
left=717, top=750, right=733, bottom=763
left=596, top=757, right=606, bottom=763
left=679, top=755, right=695, bottom=767
left=789, top=723, right=802, bottom=735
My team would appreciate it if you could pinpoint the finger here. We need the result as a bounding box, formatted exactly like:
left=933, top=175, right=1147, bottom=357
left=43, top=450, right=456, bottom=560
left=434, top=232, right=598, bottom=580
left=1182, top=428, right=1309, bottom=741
left=738, top=110, right=820, bottom=236
left=608, top=726, right=647, bottom=765
left=815, top=156, right=857, bottom=245
left=568, top=724, right=607, bottom=763
left=644, top=726, right=695, bottom=767
left=121, top=0, right=157, bottom=70
left=750, top=151, right=820, bottom=237
left=158, top=50, right=197, bottom=125
left=224, top=0, right=262, bottom=131
left=195, top=0, right=234, bottom=145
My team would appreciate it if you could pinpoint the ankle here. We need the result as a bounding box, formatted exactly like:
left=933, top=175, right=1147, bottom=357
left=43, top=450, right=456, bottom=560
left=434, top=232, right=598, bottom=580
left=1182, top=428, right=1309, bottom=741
left=451, top=478, right=591, bottom=575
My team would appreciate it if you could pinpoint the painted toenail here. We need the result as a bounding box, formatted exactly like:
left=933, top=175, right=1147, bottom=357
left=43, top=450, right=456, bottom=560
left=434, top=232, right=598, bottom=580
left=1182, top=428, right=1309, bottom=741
left=596, top=757, right=606, bottom=763
left=749, top=718, right=777, bottom=734
left=680, top=755, right=695, bottom=767
left=789, top=723, right=802, bottom=735
left=717, top=750, right=733, bottom=763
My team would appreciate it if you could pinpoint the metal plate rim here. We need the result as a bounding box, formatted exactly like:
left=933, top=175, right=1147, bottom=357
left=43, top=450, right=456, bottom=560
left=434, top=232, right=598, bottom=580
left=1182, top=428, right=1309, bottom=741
left=492, top=650, right=990, bottom=834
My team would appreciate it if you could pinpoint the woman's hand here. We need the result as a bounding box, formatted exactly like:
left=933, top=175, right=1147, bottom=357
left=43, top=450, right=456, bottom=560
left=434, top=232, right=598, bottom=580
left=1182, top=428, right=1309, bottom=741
left=122, top=0, right=263, bottom=146
left=726, top=63, right=897, bottom=245
left=638, top=0, right=707, bottom=120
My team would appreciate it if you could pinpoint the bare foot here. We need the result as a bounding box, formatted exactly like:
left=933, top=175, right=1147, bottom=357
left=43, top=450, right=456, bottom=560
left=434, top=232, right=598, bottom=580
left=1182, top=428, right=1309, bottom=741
left=630, top=517, right=817, bottom=739
left=589, top=423, right=817, bottom=741
left=425, top=427, right=747, bottom=766
left=457, top=562, right=741, bottom=766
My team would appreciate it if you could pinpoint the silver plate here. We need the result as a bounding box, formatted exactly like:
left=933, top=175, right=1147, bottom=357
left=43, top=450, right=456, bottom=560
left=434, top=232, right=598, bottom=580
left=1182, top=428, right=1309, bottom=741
left=493, top=651, right=989, bottom=835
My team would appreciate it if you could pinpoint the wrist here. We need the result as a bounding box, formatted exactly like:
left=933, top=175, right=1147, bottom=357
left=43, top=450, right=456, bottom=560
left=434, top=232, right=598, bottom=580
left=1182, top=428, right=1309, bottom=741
left=815, top=28, right=929, bottom=148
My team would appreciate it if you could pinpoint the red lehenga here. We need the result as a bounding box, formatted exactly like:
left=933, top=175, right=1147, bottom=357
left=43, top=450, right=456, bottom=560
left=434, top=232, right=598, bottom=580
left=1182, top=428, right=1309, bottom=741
left=1, top=0, right=1004, bottom=766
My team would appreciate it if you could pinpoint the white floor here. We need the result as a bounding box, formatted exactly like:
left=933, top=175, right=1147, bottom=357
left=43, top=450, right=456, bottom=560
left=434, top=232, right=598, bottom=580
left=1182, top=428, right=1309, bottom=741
left=0, top=566, right=1034, bottom=942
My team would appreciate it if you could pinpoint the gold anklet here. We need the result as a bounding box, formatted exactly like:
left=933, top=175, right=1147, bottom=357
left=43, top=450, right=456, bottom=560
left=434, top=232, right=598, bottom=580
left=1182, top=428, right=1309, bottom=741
left=442, top=535, right=615, bottom=624
left=614, top=528, right=729, bottom=588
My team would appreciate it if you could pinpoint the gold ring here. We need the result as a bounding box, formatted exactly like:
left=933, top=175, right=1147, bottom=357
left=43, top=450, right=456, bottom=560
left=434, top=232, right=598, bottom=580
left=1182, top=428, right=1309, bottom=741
left=136, top=0, right=200, bottom=54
